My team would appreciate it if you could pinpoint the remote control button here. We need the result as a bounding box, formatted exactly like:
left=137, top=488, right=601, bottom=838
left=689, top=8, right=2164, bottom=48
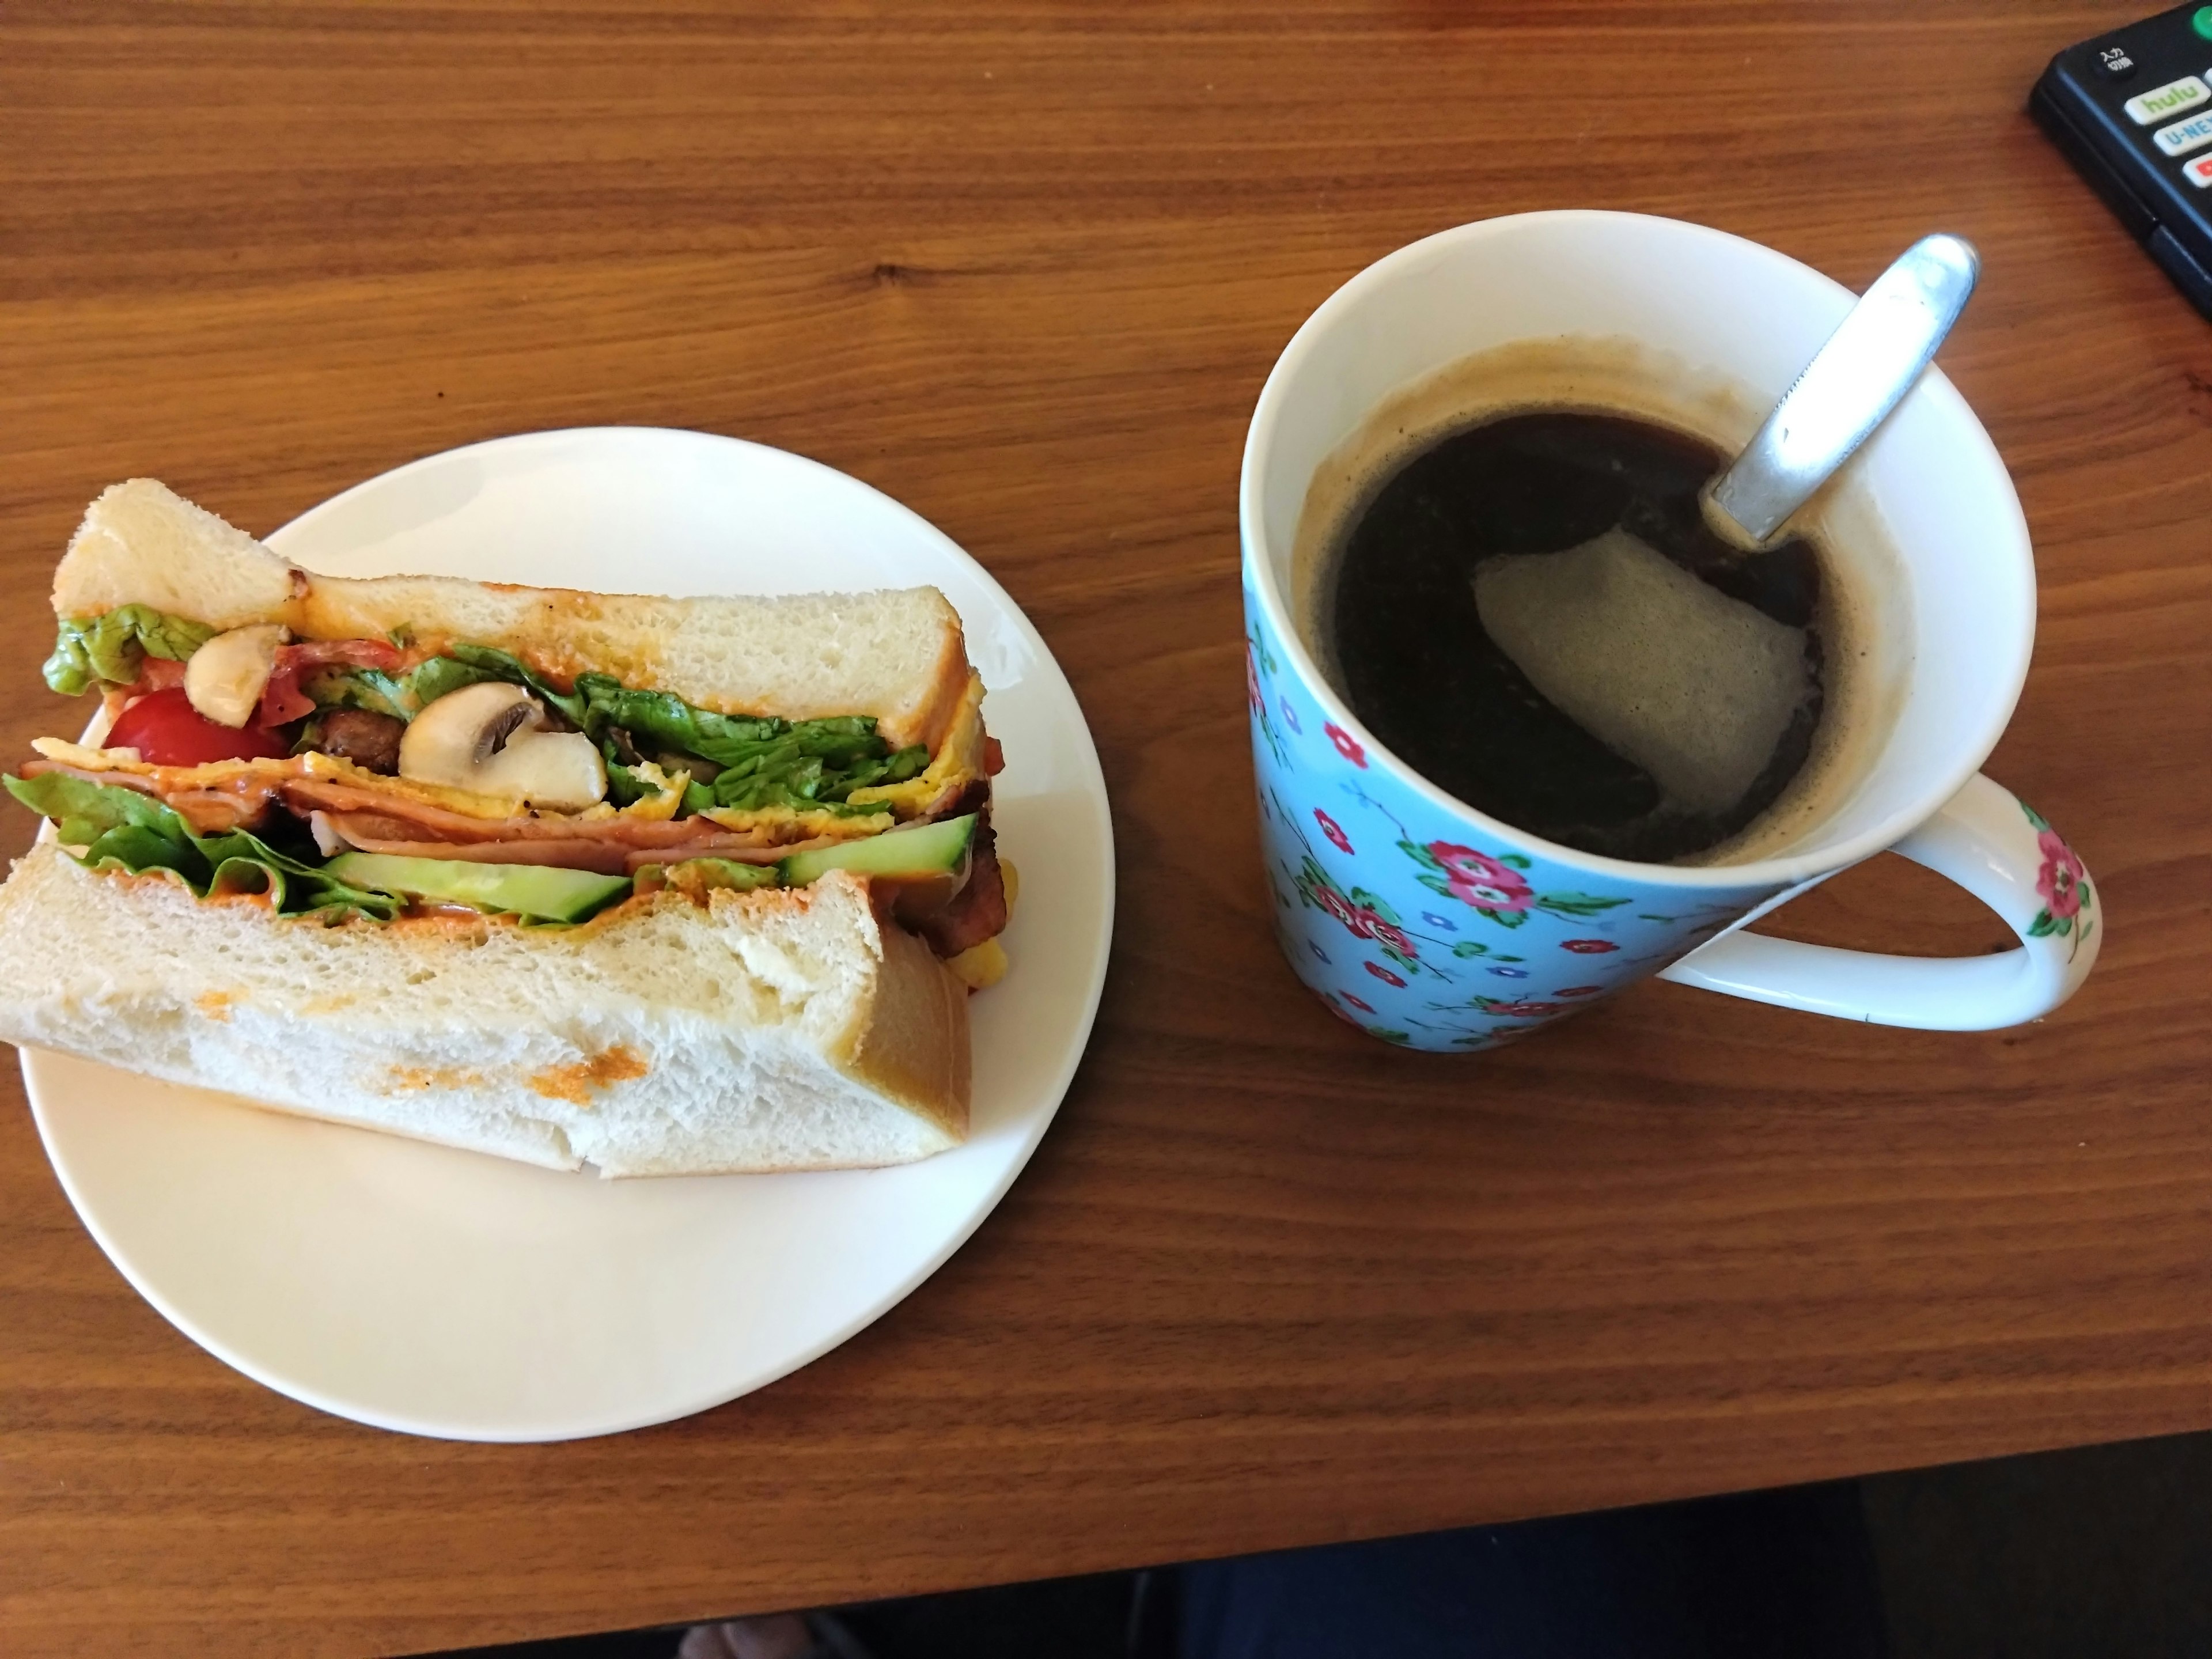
left=2155, top=111, right=2212, bottom=156
left=2195, top=6, right=2212, bottom=41
left=2126, top=75, right=2209, bottom=124
left=2098, top=43, right=2138, bottom=79
left=2185, top=154, right=2212, bottom=188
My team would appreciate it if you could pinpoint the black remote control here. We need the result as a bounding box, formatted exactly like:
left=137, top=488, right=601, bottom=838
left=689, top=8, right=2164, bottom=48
left=2032, top=3, right=2212, bottom=317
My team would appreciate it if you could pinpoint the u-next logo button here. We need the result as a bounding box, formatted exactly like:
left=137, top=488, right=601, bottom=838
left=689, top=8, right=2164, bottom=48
left=2156, top=111, right=2212, bottom=156
left=2127, top=75, right=2210, bottom=124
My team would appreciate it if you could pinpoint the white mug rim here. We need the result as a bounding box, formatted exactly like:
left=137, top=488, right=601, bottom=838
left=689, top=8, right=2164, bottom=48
left=1238, top=209, right=2035, bottom=893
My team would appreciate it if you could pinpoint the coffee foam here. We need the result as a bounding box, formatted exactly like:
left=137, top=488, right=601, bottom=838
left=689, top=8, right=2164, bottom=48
left=1292, top=336, right=1912, bottom=867
left=1474, top=527, right=1812, bottom=818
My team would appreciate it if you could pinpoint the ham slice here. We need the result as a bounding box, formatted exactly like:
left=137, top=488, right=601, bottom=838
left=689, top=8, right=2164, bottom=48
left=312, top=810, right=838, bottom=876
left=23, top=753, right=1010, bottom=958
left=18, top=760, right=284, bottom=835
left=278, top=778, right=810, bottom=850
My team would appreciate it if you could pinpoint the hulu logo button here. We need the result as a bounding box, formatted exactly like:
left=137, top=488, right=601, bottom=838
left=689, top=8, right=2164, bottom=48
left=2125, top=75, right=2210, bottom=125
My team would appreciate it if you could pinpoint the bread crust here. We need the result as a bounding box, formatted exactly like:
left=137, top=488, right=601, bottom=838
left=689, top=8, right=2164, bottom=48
left=834, top=915, right=972, bottom=1145
left=53, top=479, right=974, bottom=751
left=0, top=839, right=971, bottom=1177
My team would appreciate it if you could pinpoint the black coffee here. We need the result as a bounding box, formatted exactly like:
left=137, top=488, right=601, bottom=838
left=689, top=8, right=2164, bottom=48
left=1323, top=411, right=1826, bottom=864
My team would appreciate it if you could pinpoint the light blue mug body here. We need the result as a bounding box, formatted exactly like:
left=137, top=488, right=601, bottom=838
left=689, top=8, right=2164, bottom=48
left=1244, top=594, right=1783, bottom=1050
left=1238, top=213, right=2100, bottom=1046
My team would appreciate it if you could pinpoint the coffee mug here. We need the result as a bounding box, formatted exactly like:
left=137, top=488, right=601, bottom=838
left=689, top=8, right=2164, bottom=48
left=1240, top=211, right=2099, bottom=1050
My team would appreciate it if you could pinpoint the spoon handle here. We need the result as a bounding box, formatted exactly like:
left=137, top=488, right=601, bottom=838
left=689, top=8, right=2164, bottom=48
left=1704, top=233, right=1980, bottom=548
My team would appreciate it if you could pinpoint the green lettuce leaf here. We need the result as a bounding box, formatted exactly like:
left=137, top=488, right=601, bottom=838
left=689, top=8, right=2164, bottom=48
left=300, top=643, right=930, bottom=817
left=301, top=643, right=589, bottom=726
left=446, top=645, right=588, bottom=726
left=4, top=772, right=401, bottom=922
left=573, top=675, right=927, bottom=812
left=44, top=606, right=219, bottom=696
left=300, top=663, right=415, bottom=721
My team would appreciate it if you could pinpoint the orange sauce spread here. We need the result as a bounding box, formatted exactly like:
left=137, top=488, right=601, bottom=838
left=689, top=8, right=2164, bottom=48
left=387, top=1065, right=489, bottom=1093
left=527, top=1045, right=650, bottom=1105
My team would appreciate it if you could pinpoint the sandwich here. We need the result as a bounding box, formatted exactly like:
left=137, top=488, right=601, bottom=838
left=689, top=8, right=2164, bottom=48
left=0, top=479, right=1014, bottom=1175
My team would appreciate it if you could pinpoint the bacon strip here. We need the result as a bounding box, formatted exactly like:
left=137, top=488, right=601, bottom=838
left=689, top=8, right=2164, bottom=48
left=131, top=658, right=190, bottom=694
left=917, top=821, right=1006, bottom=957
left=259, top=638, right=406, bottom=726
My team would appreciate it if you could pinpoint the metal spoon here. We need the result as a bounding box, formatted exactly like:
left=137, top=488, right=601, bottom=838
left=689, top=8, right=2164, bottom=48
left=1702, top=233, right=1980, bottom=551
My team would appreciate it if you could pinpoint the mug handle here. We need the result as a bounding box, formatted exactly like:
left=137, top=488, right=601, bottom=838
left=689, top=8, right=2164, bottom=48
left=1658, top=774, right=2100, bottom=1031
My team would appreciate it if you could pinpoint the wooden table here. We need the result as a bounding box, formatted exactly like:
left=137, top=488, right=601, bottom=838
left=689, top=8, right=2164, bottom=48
left=3, top=2, right=2207, bottom=1653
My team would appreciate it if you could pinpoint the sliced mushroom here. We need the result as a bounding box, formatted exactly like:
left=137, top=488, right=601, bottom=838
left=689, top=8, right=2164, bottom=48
left=398, top=680, right=607, bottom=810
left=480, top=729, right=607, bottom=810
left=183, top=623, right=288, bottom=728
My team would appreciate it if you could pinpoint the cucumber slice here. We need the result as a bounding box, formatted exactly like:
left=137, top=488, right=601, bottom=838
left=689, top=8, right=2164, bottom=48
left=325, top=851, right=632, bottom=922
left=778, top=813, right=976, bottom=887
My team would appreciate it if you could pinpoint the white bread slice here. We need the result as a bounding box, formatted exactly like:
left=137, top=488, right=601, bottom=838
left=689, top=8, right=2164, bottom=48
left=55, top=479, right=971, bottom=751
left=0, top=846, right=968, bottom=1176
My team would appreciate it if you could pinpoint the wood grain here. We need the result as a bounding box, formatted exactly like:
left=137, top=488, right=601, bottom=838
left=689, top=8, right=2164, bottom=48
left=3, top=2, right=2209, bottom=1653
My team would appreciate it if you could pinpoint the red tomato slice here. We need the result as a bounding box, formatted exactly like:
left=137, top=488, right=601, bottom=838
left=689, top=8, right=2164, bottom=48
left=105, top=687, right=291, bottom=766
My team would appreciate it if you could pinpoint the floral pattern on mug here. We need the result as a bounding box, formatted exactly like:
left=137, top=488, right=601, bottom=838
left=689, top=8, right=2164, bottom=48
left=2022, top=801, right=2095, bottom=962
left=1465, top=995, right=1578, bottom=1020
left=1407, top=840, right=1630, bottom=930
left=1247, top=628, right=1291, bottom=768
left=1291, top=843, right=1527, bottom=980
left=1244, top=587, right=1789, bottom=1051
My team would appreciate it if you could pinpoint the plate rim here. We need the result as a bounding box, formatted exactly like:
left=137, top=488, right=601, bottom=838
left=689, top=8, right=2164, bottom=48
left=21, top=425, right=1116, bottom=1441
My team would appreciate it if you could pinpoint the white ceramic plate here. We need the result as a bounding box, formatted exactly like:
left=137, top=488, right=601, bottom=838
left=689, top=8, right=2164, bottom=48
left=21, top=428, right=1114, bottom=1441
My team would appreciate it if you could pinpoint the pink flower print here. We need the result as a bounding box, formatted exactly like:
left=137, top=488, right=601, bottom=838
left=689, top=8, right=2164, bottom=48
left=1555, top=986, right=1603, bottom=998
left=1364, top=916, right=1414, bottom=958
left=1324, top=723, right=1368, bottom=767
left=1315, top=884, right=1365, bottom=934
left=2036, top=829, right=2086, bottom=921
left=1363, top=961, right=1407, bottom=988
left=1316, top=810, right=1353, bottom=854
left=1340, top=992, right=1375, bottom=1014
left=1245, top=644, right=1263, bottom=714
left=1482, top=998, right=1573, bottom=1018
left=1560, top=938, right=1618, bottom=955
left=1427, top=842, right=1532, bottom=912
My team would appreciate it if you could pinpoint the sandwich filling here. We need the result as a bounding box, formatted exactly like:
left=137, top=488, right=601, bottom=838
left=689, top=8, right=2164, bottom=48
left=10, top=607, right=1011, bottom=982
